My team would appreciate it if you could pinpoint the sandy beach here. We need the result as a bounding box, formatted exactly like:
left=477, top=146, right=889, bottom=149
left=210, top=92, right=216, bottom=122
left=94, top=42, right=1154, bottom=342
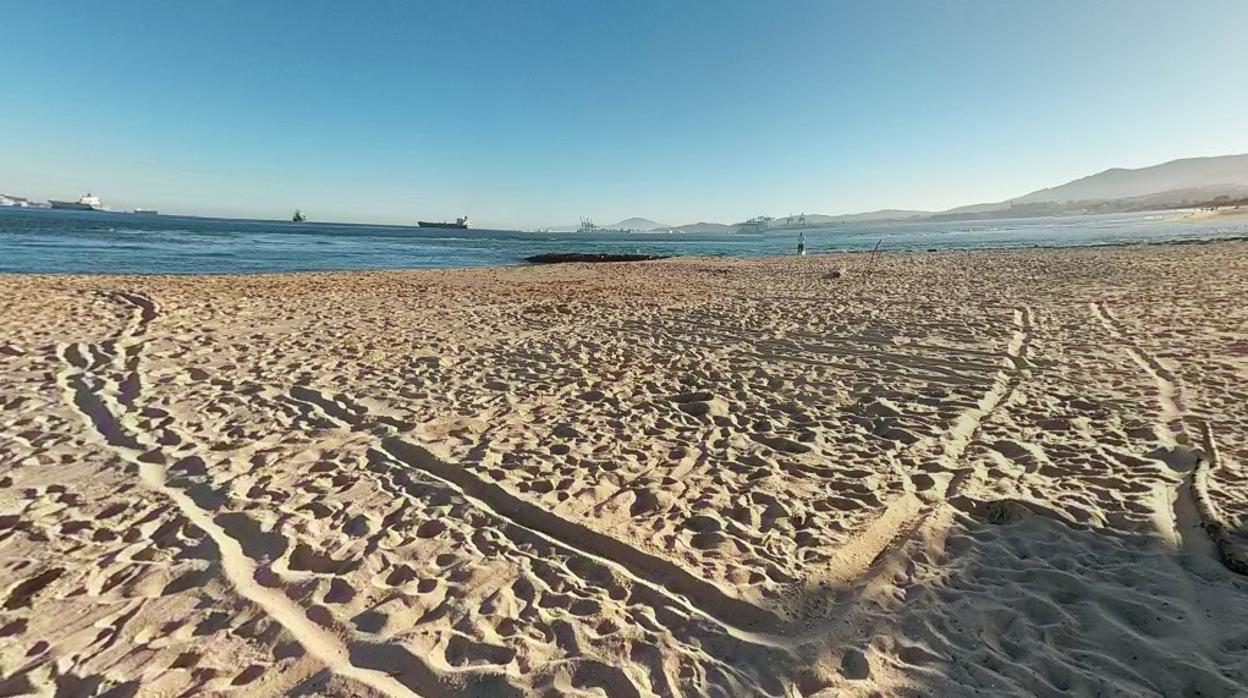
left=1174, top=207, right=1248, bottom=222
left=2, top=241, right=1247, bottom=696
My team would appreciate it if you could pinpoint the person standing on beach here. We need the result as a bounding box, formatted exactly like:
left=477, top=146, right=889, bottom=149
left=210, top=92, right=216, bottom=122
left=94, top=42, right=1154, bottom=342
left=797, top=232, right=807, bottom=256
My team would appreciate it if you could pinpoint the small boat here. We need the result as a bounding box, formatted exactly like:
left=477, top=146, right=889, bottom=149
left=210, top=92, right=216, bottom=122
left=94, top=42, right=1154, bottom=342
left=292, top=209, right=307, bottom=222
left=133, top=208, right=159, bottom=215
left=418, top=216, right=470, bottom=229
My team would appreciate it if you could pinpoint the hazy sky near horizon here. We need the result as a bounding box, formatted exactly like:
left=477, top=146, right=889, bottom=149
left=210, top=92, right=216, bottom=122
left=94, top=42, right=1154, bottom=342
left=3, top=1, right=1247, bottom=227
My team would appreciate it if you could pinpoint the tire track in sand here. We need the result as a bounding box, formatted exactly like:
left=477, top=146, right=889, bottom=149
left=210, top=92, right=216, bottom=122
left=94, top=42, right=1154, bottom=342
left=1090, top=301, right=1186, bottom=441
left=292, top=308, right=1037, bottom=645
left=1090, top=300, right=1244, bottom=575
left=371, top=439, right=801, bottom=645
left=290, top=384, right=945, bottom=650
left=937, top=306, right=1033, bottom=493
left=283, top=385, right=801, bottom=645
left=1192, top=421, right=1248, bottom=575
left=53, top=291, right=446, bottom=698
left=810, top=307, right=1034, bottom=591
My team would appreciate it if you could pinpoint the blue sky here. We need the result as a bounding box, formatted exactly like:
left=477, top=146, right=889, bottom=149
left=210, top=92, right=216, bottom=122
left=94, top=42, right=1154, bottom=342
left=3, top=1, right=1246, bottom=227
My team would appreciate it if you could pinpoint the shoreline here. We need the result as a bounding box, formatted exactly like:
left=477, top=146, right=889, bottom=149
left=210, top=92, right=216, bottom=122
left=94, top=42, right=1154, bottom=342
left=2, top=233, right=1248, bottom=279
left=3, top=233, right=1248, bottom=278
left=1170, top=207, right=1248, bottom=222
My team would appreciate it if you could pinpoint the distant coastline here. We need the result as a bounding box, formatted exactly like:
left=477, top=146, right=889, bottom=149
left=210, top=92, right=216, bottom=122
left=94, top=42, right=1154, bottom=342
left=4, top=152, right=1246, bottom=232
left=4, top=201, right=1238, bottom=236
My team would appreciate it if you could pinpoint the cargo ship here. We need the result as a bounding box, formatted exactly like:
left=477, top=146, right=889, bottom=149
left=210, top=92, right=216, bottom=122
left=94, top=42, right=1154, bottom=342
left=49, top=193, right=103, bottom=211
left=418, top=216, right=470, bottom=229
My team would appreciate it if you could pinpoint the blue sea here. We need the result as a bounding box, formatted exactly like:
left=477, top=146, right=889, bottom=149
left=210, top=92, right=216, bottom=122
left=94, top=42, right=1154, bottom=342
left=1, top=207, right=1246, bottom=275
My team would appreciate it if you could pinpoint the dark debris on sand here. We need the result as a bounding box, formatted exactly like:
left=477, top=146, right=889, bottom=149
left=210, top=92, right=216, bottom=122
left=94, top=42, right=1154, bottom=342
left=523, top=253, right=668, bottom=264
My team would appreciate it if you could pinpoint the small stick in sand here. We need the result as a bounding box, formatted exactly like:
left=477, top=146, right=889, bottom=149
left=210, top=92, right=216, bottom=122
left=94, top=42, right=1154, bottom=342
left=861, top=239, right=882, bottom=277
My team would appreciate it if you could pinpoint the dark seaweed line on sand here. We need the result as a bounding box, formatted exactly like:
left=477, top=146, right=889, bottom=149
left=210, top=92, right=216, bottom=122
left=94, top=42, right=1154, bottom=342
left=523, top=253, right=669, bottom=264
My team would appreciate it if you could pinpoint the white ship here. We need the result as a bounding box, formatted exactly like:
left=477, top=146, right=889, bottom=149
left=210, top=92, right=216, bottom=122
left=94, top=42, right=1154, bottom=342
left=49, top=193, right=103, bottom=211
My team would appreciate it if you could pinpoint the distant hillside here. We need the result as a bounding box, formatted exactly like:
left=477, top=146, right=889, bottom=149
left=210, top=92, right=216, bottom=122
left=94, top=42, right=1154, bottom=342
left=936, top=201, right=1006, bottom=217
left=1013, top=154, right=1248, bottom=204
left=771, top=209, right=929, bottom=227
left=839, top=209, right=931, bottom=222
left=669, top=222, right=734, bottom=233
left=610, top=217, right=669, bottom=231
left=923, top=153, right=1248, bottom=220
left=550, top=154, right=1248, bottom=231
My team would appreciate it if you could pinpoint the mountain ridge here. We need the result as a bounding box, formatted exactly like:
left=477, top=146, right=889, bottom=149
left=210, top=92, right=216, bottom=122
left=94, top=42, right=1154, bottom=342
left=1011, top=153, right=1248, bottom=204
left=542, top=153, right=1248, bottom=231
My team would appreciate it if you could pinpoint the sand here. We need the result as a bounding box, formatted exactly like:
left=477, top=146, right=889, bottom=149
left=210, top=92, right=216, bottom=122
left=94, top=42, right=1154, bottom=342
left=1174, top=207, right=1248, bottom=222
left=1, top=241, right=1247, bottom=696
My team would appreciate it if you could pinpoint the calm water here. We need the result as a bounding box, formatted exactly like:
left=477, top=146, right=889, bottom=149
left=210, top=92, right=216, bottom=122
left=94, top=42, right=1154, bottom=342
left=1, top=207, right=1246, bottom=275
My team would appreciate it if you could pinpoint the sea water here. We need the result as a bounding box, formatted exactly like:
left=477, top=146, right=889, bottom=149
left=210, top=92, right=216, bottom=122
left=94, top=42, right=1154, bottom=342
left=1, top=207, right=1245, bottom=275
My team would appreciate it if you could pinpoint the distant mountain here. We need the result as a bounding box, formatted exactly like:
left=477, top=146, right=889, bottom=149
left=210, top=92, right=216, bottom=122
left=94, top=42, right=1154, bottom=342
left=543, top=217, right=669, bottom=232
left=548, top=219, right=743, bottom=233
left=935, top=201, right=1009, bottom=217
left=1012, top=154, right=1248, bottom=204
left=923, top=153, right=1248, bottom=221
left=838, top=209, right=931, bottom=222
left=610, top=217, right=669, bottom=231
left=771, top=209, right=930, bottom=226
left=545, top=154, right=1248, bottom=232
left=669, top=222, right=734, bottom=233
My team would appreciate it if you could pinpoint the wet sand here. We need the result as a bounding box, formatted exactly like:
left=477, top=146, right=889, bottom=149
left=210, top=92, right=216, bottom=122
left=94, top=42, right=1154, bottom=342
left=2, top=242, right=1247, bottom=696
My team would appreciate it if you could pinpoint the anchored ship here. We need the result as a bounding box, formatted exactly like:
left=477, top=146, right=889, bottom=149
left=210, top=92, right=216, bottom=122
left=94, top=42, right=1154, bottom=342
left=292, top=209, right=306, bottom=222
left=418, top=216, right=470, bottom=229
left=49, top=193, right=103, bottom=211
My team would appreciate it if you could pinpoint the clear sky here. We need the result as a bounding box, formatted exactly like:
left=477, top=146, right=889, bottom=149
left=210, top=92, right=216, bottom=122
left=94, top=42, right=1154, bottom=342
left=3, top=1, right=1247, bottom=228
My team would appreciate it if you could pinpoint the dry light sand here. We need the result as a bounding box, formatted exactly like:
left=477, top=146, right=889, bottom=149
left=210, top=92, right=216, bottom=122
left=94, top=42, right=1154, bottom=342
left=1, top=242, right=1247, bottom=697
